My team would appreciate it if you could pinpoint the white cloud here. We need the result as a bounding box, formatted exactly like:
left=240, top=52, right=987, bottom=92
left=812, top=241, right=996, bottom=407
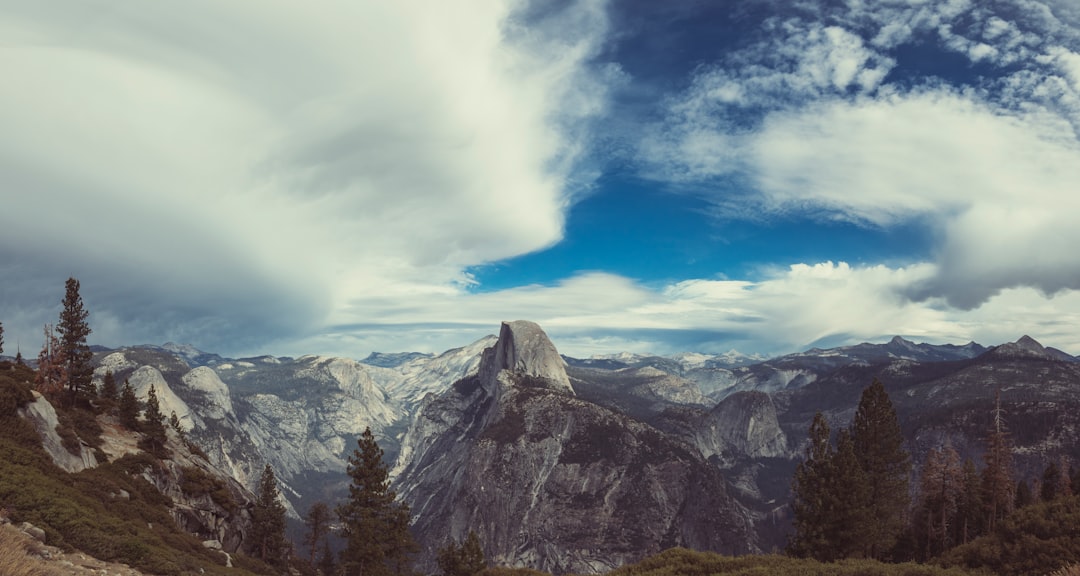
left=641, top=0, right=1080, bottom=315
left=0, top=0, right=614, bottom=355
left=278, top=262, right=1080, bottom=358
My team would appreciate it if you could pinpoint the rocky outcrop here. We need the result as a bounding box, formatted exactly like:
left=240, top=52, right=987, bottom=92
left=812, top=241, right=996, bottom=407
left=17, top=391, right=98, bottom=473
left=479, top=321, right=573, bottom=396
left=695, top=391, right=789, bottom=464
left=394, top=322, right=757, bottom=574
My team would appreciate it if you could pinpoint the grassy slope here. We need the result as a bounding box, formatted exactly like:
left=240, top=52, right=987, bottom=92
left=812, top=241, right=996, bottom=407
left=0, top=361, right=271, bottom=576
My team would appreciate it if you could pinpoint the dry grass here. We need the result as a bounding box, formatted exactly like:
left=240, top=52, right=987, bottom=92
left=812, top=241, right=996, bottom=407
left=1050, top=564, right=1080, bottom=576
left=0, top=524, right=52, bottom=576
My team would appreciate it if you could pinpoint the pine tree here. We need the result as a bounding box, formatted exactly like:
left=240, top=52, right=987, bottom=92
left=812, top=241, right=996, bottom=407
left=789, top=414, right=871, bottom=561
left=1059, top=456, right=1073, bottom=499
left=251, top=464, right=289, bottom=568
left=305, top=501, right=333, bottom=567
left=35, top=325, right=67, bottom=399
left=851, top=379, right=911, bottom=559
left=956, top=458, right=983, bottom=546
left=1015, top=478, right=1034, bottom=509
left=99, top=370, right=119, bottom=411
left=981, top=389, right=1014, bottom=531
left=56, top=278, right=93, bottom=407
left=437, top=531, right=487, bottom=576
left=318, top=539, right=337, bottom=576
left=916, top=445, right=963, bottom=559
left=336, top=427, right=418, bottom=576
left=789, top=412, right=833, bottom=559
left=118, top=379, right=140, bottom=430
left=831, top=429, right=873, bottom=559
left=139, top=385, right=169, bottom=457
left=0, top=320, right=4, bottom=355
left=1039, top=460, right=1070, bottom=502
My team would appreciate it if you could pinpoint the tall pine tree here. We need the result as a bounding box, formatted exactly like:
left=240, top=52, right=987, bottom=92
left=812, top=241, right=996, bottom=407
left=0, top=320, right=4, bottom=356
left=99, top=370, right=119, bottom=411
left=305, top=501, right=333, bottom=567
left=981, top=389, right=1014, bottom=531
left=336, top=427, right=417, bottom=576
left=251, top=464, right=289, bottom=568
left=915, top=445, right=963, bottom=559
left=138, top=384, right=169, bottom=457
left=118, top=379, right=140, bottom=430
left=788, top=412, right=874, bottom=561
left=851, top=379, right=911, bottom=559
left=57, top=278, right=93, bottom=407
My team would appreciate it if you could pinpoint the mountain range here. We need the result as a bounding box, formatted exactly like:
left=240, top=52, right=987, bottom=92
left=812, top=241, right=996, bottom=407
left=13, top=325, right=1076, bottom=573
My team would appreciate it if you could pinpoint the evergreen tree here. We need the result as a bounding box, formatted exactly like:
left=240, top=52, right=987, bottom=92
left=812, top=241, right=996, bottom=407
left=829, top=429, right=873, bottom=559
left=790, top=414, right=871, bottom=560
left=981, top=389, right=1014, bottom=531
left=789, top=412, right=833, bottom=559
left=35, top=325, right=67, bottom=399
left=0, top=320, right=4, bottom=355
left=118, top=379, right=140, bottom=430
left=99, top=370, right=119, bottom=410
left=916, top=445, right=963, bottom=559
left=1015, top=478, right=1034, bottom=509
left=169, top=410, right=184, bottom=435
left=251, top=464, right=289, bottom=568
left=318, top=539, right=337, bottom=576
left=336, top=427, right=418, bottom=576
left=1039, top=460, right=1071, bottom=502
left=851, top=379, right=911, bottom=559
left=305, top=501, right=333, bottom=567
left=437, top=531, right=487, bottom=576
left=56, top=277, right=93, bottom=407
left=139, top=385, right=169, bottom=457
left=956, top=458, right=983, bottom=546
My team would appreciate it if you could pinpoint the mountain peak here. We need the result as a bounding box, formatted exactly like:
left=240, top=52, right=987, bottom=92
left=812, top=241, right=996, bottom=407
left=481, top=321, right=573, bottom=395
left=1015, top=335, right=1045, bottom=352
left=984, top=335, right=1062, bottom=361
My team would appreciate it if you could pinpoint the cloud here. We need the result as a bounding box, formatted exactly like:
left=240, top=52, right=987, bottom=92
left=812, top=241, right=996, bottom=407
left=278, top=262, right=1080, bottom=358
left=0, top=0, right=614, bottom=355
left=640, top=0, right=1080, bottom=311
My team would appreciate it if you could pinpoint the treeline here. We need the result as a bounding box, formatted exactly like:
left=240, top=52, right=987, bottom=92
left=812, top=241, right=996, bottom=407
left=789, top=379, right=1080, bottom=573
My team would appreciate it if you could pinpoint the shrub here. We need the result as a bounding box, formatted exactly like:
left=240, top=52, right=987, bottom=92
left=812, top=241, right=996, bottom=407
left=940, top=496, right=1080, bottom=576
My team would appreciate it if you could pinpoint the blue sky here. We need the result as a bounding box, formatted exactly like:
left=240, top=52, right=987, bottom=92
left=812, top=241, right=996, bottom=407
left=2, top=0, right=1080, bottom=359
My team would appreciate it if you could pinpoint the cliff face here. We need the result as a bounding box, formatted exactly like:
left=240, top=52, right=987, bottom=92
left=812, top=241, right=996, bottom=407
left=696, top=391, right=789, bottom=464
left=395, top=321, right=758, bottom=574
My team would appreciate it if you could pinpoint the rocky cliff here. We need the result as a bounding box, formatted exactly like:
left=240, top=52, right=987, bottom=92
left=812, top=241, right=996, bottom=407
left=394, top=321, right=758, bottom=574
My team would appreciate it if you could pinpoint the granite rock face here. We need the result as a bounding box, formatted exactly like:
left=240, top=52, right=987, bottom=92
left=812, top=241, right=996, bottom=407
left=394, top=322, right=757, bottom=574
left=696, top=391, right=789, bottom=463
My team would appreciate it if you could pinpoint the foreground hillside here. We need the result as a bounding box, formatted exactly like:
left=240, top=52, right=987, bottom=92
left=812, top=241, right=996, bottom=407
left=0, top=360, right=275, bottom=576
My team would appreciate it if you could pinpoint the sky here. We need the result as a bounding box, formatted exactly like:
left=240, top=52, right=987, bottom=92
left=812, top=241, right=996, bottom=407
left=3, top=0, right=1080, bottom=360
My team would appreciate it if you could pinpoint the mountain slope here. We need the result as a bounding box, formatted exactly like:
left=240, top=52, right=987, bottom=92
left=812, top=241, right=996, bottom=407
left=394, top=321, right=758, bottom=574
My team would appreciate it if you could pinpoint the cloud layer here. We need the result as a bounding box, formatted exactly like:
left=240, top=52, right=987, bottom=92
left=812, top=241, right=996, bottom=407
left=0, top=0, right=611, bottom=355
left=4, top=0, right=1080, bottom=360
